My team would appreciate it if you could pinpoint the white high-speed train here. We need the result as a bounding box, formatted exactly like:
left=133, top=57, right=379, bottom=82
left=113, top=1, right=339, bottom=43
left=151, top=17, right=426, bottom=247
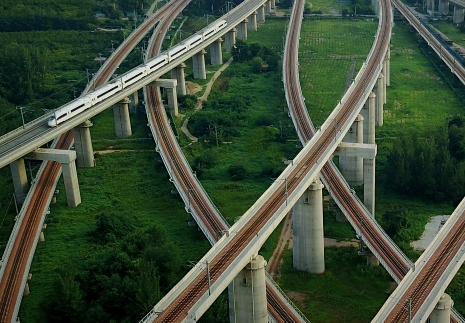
left=47, top=19, right=227, bottom=127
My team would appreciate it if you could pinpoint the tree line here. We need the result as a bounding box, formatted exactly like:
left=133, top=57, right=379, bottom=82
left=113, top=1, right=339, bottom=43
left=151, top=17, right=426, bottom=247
left=386, top=115, right=465, bottom=204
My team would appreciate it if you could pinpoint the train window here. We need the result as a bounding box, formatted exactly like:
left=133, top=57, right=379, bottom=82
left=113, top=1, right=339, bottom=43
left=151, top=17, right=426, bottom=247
left=125, top=72, right=143, bottom=82
left=97, top=85, right=119, bottom=98
left=70, top=104, right=85, bottom=113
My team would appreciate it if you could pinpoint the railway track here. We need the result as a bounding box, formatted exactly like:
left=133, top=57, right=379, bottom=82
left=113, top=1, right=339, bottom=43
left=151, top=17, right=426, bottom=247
left=285, top=0, right=409, bottom=280
left=0, top=2, right=181, bottom=321
left=144, top=8, right=305, bottom=320
left=147, top=0, right=403, bottom=320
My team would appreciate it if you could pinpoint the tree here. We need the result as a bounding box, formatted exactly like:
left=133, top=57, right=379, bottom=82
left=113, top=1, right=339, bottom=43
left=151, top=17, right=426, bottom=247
left=46, top=261, right=85, bottom=323
left=134, top=260, right=162, bottom=312
left=251, top=56, right=263, bottom=73
left=228, top=165, right=249, bottom=180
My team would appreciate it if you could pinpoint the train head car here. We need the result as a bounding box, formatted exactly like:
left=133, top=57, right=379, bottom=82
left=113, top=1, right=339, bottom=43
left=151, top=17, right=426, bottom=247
left=216, top=20, right=227, bottom=32
left=47, top=97, right=92, bottom=127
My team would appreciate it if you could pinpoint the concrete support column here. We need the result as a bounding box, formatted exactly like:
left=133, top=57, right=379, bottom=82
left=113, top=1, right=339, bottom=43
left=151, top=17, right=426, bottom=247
left=385, top=48, right=390, bottom=86
left=72, top=120, right=95, bottom=167
left=166, top=88, right=178, bottom=116
left=364, top=92, right=376, bottom=216
left=367, top=92, right=376, bottom=145
left=363, top=158, right=375, bottom=216
left=367, top=252, right=379, bottom=266
left=210, top=38, right=223, bottom=65
left=248, top=11, right=258, bottom=31
left=265, top=0, right=272, bottom=14
left=428, top=0, right=436, bottom=15
left=129, top=90, right=139, bottom=113
left=192, top=49, right=207, bottom=80
left=224, top=28, right=236, bottom=52
left=150, top=79, right=179, bottom=116
left=271, top=0, right=276, bottom=9
left=439, top=0, right=449, bottom=14
left=113, top=97, right=132, bottom=138
left=171, top=63, right=187, bottom=96
left=375, top=73, right=384, bottom=126
left=372, top=0, right=380, bottom=15
left=339, top=115, right=364, bottom=186
left=10, top=159, right=29, bottom=204
left=62, top=160, right=81, bottom=207
left=429, top=293, right=453, bottom=323
left=292, top=178, right=325, bottom=273
left=26, top=148, right=81, bottom=207
left=453, top=6, right=464, bottom=24
left=24, top=283, right=30, bottom=296
left=228, top=255, right=267, bottom=323
left=236, top=19, right=248, bottom=40
left=258, top=5, right=266, bottom=22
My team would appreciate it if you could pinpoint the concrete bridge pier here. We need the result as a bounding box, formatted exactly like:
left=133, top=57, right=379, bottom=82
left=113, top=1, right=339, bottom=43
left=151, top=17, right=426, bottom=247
left=428, top=0, right=436, bottom=15
left=429, top=293, right=453, bottom=323
left=248, top=11, right=258, bottom=31
left=228, top=254, right=267, bottom=323
left=363, top=158, right=376, bottom=216
left=25, top=149, right=81, bottom=206
left=439, top=0, right=449, bottom=14
left=113, top=97, right=132, bottom=138
left=224, top=28, right=236, bottom=52
left=171, top=63, right=187, bottom=96
left=72, top=120, right=95, bottom=167
left=375, top=73, right=384, bottom=126
left=193, top=49, right=207, bottom=79
left=236, top=19, right=248, bottom=40
left=258, top=5, right=266, bottom=22
left=384, top=48, right=390, bottom=87
left=372, top=0, right=380, bottom=15
left=151, top=79, right=179, bottom=116
left=292, top=178, right=325, bottom=273
left=366, top=252, right=379, bottom=266
left=364, top=92, right=376, bottom=216
left=367, top=92, right=376, bottom=145
left=210, top=38, right=223, bottom=65
left=339, top=114, right=364, bottom=186
left=271, top=0, right=276, bottom=10
left=453, top=6, right=464, bottom=24
left=10, top=159, right=30, bottom=204
left=265, top=0, right=272, bottom=14
left=361, top=92, right=376, bottom=144
left=129, top=90, right=139, bottom=113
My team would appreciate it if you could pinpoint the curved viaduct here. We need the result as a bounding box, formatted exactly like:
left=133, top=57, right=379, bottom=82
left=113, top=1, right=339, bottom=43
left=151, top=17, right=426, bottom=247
left=1, top=0, right=465, bottom=321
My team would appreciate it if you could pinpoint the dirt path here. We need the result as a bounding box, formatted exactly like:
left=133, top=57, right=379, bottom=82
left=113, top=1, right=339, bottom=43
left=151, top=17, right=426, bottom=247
left=266, top=212, right=359, bottom=278
left=179, top=57, right=234, bottom=141
left=267, top=211, right=293, bottom=279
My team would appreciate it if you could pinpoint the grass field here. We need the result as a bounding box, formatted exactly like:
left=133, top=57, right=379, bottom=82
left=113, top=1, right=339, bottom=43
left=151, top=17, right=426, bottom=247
left=299, top=18, right=379, bottom=127
left=11, top=9, right=465, bottom=323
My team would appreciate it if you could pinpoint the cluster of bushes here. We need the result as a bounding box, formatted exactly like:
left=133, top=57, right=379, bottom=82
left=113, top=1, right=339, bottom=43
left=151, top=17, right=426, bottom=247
left=231, top=40, right=280, bottom=72
left=386, top=115, right=465, bottom=204
left=43, top=212, right=182, bottom=323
